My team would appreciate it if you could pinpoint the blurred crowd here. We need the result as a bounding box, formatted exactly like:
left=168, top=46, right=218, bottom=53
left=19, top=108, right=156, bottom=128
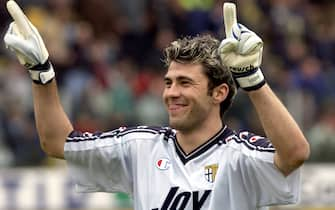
left=0, top=0, right=334, bottom=166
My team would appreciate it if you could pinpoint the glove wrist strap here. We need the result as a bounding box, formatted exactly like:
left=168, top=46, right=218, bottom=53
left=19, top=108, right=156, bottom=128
left=234, top=68, right=266, bottom=91
left=28, top=61, right=55, bottom=85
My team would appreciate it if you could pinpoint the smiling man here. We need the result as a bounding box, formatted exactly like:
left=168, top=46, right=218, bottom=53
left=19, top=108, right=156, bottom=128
left=163, top=62, right=222, bottom=130
left=162, top=38, right=235, bottom=156
left=4, top=1, right=309, bottom=209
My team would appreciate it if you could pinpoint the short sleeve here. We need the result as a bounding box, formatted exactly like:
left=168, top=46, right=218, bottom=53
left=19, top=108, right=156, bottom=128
left=64, top=129, right=133, bottom=194
left=226, top=130, right=301, bottom=207
left=246, top=157, right=301, bottom=206
left=235, top=130, right=301, bottom=206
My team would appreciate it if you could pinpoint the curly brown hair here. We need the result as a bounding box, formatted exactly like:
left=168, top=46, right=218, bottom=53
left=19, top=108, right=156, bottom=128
left=163, top=35, right=237, bottom=117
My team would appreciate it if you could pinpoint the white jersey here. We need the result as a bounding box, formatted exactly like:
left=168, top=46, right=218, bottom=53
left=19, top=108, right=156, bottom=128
left=64, top=125, right=301, bottom=210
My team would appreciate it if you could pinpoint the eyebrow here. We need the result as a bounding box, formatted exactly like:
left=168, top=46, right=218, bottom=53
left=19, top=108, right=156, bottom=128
left=164, top=75, right=194, bottom=82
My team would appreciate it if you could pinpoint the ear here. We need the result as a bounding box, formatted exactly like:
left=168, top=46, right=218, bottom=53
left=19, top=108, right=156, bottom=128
left=212, top=83, right=229, bottom=104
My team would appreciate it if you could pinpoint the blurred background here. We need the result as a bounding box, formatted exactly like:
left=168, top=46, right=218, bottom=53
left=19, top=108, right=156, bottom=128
left=0, top=0, right=334, bottom=209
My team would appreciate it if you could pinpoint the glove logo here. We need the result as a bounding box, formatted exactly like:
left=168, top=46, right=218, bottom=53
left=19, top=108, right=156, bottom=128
left=229, top=65, right=256, bottom=73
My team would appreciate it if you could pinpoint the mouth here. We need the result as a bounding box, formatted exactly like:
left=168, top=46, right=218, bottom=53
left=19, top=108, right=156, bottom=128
left=168, top=104, right=187, bottom=114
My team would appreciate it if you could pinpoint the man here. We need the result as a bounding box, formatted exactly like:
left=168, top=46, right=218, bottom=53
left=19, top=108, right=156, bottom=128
left=4, top=1, right=309, bottom=209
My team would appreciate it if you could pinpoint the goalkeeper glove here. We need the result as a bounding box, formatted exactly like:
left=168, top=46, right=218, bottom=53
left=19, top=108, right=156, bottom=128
left=4, top=0, right=55, bottom=85
left=219, top=3, right=265, bottom=91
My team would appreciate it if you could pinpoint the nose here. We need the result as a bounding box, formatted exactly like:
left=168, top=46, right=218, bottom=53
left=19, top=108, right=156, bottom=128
left=163, top=83, right=181, bottom=98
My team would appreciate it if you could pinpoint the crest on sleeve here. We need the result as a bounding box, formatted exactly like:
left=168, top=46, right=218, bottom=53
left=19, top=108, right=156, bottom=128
left=204, top=164, right=218, bottom=183
left=238, top=131, right=275, bottom=152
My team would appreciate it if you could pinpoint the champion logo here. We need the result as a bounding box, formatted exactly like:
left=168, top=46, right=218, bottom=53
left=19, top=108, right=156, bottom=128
left=249, top=135, right=262, bottom=143
left=156, top=158, right=171, bottom=170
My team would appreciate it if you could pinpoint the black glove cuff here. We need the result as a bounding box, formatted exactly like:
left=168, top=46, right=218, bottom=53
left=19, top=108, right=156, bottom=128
left=31, top=76, right=54, bottom=85
left=29, top=60, right=51, bottom=71
left=29, top=60, right=55, bottom=85
left=242, top=80, right=266, bottom=91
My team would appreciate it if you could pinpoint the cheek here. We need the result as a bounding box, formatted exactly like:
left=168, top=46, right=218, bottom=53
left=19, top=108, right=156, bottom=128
left=162, top=89, right=167, bottom=98
left=162, top=90, right=168, bottom=104
left=196, top=95, right=213, bottom=110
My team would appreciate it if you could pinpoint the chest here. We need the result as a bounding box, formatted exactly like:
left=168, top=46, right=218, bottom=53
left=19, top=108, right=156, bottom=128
left=133, top=142, right=224, bottom=209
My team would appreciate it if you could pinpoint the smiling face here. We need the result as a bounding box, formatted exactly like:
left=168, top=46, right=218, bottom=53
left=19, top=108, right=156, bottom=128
left=163, top=61, right=220, bottom=132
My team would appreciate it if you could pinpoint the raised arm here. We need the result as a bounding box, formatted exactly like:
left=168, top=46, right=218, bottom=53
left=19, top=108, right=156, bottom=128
left=248, top=84, right=309, bottom=175
left=32, top=81, right=73, bottom=159
left=220, top=3, right=309, bottom=175
left=4, top=0, right=72, bottom=159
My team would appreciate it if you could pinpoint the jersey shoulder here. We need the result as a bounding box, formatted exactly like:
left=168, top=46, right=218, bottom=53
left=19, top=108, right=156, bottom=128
left=66, top=125, right=174, bottom=143
left=225, top=129, right=275, bottom=153
left=111, top=125, right=174, bottom=141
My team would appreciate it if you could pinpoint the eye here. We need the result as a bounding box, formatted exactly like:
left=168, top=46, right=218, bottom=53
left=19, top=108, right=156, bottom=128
left=164, top=79, right=172, bottom=88
left=180, top=80, right=191, bottom=86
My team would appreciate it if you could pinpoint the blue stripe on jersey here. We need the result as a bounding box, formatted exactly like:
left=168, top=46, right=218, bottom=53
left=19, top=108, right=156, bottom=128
left=66, top=126, right=172, bottom=142
left=66, top=130, right=104, bottom=142
left=226, top=130, right=275, bottom=153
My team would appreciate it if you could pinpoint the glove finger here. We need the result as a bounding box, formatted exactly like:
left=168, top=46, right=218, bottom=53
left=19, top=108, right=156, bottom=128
left=232, top=23, right=263, bottom=55
left=219, top=38, right=238, bottom=53
left=4, top=23, right=27, bottom=50
left=4, top=33, right=38, bottom=66
left=4, top=23, right=24, bottom=64
left=7, top=0, right=32, bottom=38
left=231, top=23, right=241, bottom=40
left=5, top=33, right=29, bottom=54
left=231, top=23, right=254, bottom=40
left=5, top=22, right=49, bottom=65
left=235, top=23, right=250, bottom=32
left=4, top=22, right=23, bottom=48
left=27, top=21, right=49, bottom=62
left=4, top=22, right=14, bottom=47
left=238, top=34, right=263, bottom=55
left=223, top=3, right=237, bottom=38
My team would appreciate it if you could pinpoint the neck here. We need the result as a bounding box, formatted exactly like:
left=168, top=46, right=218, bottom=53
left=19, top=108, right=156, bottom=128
left=176, top=118, right=224, bottom=155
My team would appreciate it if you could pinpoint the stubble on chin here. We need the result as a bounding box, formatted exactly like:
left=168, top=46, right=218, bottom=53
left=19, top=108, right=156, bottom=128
left=169, top=118, right=184, bottom=130
left=168, top=117, right=195, bottom=132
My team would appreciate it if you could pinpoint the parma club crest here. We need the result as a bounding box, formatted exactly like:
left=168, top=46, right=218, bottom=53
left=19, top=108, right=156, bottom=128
left=204, top=164, right=218, bottom=183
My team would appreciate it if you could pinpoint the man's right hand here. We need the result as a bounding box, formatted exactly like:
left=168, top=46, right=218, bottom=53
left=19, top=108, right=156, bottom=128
left=4, top=0, right=55, bottom=85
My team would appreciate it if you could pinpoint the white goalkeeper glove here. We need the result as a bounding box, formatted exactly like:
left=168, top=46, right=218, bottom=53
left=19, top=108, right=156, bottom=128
left=219, top=3, right=265, bottom=91
left=4, top=0, right=55, bottom=85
